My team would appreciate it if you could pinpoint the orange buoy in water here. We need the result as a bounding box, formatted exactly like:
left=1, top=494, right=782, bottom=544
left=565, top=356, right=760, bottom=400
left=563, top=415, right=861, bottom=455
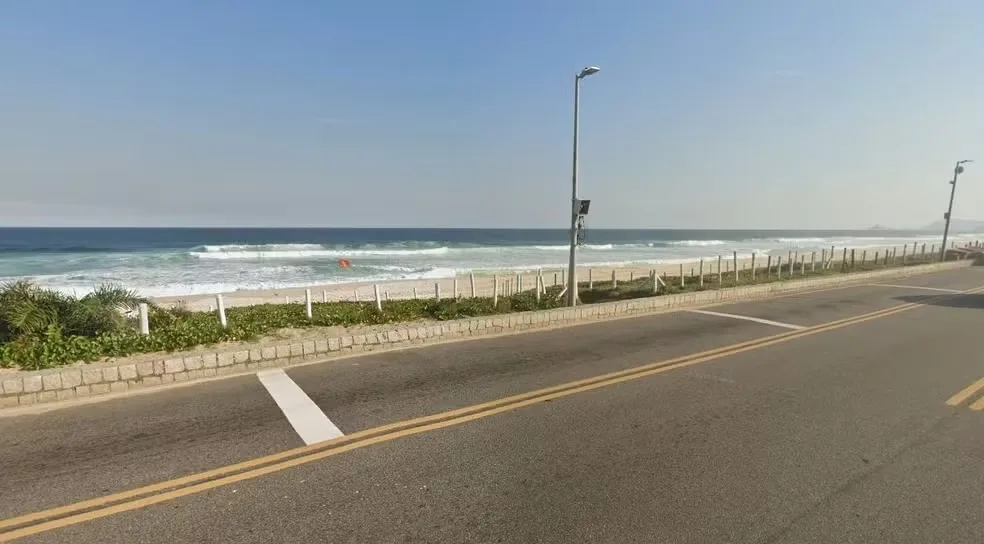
left=338, top=259, right=351, bottom=269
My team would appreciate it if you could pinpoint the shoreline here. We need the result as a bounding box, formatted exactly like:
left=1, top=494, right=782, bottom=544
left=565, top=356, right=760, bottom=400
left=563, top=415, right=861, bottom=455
left=152, top=248, right=893, bottom=311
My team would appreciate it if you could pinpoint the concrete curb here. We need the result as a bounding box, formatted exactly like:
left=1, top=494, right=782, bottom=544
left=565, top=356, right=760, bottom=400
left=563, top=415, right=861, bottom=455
left=0, top=260, right=974, bottom=410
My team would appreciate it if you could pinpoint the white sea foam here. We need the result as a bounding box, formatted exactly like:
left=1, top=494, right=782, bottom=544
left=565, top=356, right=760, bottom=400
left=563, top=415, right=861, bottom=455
left=668, top=240, right=729, bottom=247
left=190, top=246, right=452, bottom=259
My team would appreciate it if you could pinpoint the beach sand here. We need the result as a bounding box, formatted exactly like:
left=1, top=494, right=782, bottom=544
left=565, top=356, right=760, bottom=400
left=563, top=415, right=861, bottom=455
left=154, top=248, right=862, bottom=311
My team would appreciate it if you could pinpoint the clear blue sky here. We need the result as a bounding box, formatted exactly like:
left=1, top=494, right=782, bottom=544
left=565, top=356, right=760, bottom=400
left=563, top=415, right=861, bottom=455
left=2, top=0, right=983, bottom=228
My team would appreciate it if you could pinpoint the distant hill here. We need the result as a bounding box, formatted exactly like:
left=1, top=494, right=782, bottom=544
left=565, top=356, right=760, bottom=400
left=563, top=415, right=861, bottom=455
left=920, top=218, right=984, bottom=233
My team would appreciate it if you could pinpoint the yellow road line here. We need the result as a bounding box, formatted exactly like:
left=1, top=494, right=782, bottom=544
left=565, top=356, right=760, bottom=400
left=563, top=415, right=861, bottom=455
left=945, top=377, right=984, bottom=407
left=1, top=285, right=982, bottom=541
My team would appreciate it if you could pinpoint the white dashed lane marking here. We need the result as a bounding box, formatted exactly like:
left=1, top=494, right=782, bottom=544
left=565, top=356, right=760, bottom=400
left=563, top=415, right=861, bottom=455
left=257, top=369, right=344, bottom=445
left=685, top=309, right=806, bottom=330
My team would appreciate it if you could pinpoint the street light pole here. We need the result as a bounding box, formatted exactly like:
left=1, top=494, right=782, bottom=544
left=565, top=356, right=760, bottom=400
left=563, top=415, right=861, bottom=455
left=940, top=159, right=972, bottom=261
left=567, top=66, right=600, bottom=307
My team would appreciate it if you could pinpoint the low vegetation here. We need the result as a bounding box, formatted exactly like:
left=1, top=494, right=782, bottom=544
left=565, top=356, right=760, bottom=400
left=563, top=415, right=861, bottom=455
left=0, top=255, right=937, bottom=370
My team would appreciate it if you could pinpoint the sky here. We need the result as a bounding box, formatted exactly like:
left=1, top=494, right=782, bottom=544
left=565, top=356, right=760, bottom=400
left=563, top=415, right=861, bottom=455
left=1, top=0, right=983, bottom=229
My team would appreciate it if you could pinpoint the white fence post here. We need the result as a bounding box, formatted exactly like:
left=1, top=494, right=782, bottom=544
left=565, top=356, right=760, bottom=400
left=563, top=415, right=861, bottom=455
left=717, top=255, right=723, bottom=284
left=413, top=287, right=418, bottom=300
left=139, top=302, right=150, bottom=335
left=435, top=282, right=441, bottom=302
left=699, top=259, right=704, bottom=287
left=493, top=276, right=499, bottom=306
left=322, top=289, right=328, bottom=303
left=373, top=284, right=382, bottom=311
left=216, top=294, right=227, bottom=328
left=733, top=251, right=738, bottom=283
left=304, top=289, right=313, bottom=319
left=453, top=278, right=459, bottom=299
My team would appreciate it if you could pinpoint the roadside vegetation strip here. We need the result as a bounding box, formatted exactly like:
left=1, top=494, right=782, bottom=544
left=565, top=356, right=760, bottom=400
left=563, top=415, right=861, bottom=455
left=0, top=256, right=947, bottom=370
left=5, top=284, right=983, bottom=541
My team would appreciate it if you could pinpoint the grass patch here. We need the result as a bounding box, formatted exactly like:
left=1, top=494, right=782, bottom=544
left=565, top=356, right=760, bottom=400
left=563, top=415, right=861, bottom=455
left=0, top=255, right=938, bottom=370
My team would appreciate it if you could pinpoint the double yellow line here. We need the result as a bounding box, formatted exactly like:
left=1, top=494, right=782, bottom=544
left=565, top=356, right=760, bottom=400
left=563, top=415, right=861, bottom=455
left=946, top=377, right=984, bottom=411
left=2, top=285, right=982, bottom=541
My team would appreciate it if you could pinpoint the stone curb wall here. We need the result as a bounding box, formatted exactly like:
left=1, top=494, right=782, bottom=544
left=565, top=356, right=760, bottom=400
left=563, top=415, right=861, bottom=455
left=0, top=260, right=973, bottom=410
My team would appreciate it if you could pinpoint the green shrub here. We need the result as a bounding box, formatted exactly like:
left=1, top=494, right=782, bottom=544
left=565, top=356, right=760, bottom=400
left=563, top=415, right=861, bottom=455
left=0, top=257, right=925, bottom=370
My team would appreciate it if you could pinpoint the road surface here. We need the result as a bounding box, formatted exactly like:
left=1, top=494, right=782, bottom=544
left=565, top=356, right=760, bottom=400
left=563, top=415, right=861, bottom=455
left=1, top=266, right=984, bottom=543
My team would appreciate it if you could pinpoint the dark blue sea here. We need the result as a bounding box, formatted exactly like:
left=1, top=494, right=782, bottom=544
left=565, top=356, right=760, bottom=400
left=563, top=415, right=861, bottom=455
left=0, top=227, right=955, bottom=297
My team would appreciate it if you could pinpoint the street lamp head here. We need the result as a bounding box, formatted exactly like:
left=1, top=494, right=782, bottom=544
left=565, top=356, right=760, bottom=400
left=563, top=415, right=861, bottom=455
left=578, top=66, right=601, bottom=79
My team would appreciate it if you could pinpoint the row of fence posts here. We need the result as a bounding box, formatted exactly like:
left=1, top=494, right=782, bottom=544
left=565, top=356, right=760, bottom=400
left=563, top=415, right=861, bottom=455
left=137, top=240, right=979, bottom=335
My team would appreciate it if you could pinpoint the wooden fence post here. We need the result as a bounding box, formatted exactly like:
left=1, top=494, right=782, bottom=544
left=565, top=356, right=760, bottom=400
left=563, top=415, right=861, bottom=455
left=216, top=294, right=228, bottom=328
left=139, top=303, right=150, bottom=335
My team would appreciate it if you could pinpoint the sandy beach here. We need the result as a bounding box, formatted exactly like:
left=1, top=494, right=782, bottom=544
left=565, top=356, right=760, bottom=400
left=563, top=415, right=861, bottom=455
left=153, top=246, right=902, bottom=311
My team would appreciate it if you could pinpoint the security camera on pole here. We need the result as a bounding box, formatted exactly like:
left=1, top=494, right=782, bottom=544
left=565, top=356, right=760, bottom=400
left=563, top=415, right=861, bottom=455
left=940, top=159, right=973, bottom=261
left=566, top=65, right=601, bottom=307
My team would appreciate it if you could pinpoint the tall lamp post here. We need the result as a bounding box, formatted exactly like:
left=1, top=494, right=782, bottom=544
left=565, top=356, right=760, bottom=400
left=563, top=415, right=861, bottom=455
left=940, top=159, right=973, bottom=261
left=566, top=65, right=601, bottom=307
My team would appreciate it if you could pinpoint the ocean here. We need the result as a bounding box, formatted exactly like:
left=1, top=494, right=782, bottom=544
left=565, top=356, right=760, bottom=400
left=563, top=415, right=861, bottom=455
left=0, top=227, right=976, bottom=298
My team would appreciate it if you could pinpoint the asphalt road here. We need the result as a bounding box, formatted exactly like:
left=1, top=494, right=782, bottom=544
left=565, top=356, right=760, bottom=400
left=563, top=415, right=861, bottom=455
left=2, top=266, right=984, bottom=542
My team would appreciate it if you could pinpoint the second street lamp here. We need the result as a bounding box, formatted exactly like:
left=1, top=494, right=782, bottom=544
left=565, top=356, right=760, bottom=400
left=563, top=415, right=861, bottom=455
left=940, top=159, right=973, bottom=261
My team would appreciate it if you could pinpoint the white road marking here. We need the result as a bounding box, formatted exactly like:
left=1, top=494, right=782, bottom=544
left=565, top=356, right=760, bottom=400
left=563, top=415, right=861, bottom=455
left=257, top=369, right=344, bottom=445
left=686, top=309, right=806, bottom=330
left=868, top=283, right=963, bottom=294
